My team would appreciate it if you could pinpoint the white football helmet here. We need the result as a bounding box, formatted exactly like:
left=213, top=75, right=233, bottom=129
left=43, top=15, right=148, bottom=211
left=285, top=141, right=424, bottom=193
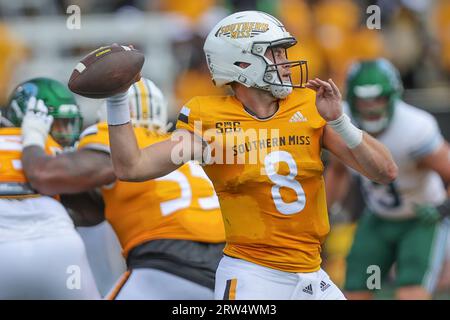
left=127, top=78, right=170, bottom=133
left=204, top=11, right=308, bottom=99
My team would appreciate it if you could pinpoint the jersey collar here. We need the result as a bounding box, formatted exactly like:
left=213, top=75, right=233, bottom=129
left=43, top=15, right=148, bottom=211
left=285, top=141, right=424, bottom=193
left=231, top=95, right=283, bottom=122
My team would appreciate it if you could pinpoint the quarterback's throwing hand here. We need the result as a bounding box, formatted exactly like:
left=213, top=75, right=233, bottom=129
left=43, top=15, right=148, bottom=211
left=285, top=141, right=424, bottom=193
left=306, top=78, right=342, bottom=122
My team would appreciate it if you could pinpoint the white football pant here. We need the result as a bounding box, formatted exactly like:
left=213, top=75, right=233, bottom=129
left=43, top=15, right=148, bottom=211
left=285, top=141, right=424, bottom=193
left=107, top=268, right=214, bottom=300
left=0, top=197, right=100, bottom=299
left=215, top=255, right=346, bottom=300
left=77, top=221, right=126, bottom=297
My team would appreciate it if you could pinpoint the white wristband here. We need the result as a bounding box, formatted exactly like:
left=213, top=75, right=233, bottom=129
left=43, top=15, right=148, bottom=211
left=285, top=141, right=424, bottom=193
left=327, top=114, right=363, bottom=149
left=106, top=92, right=130, bottom=126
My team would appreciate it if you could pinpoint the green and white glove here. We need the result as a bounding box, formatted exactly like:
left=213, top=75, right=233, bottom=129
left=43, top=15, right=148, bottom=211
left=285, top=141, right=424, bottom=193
left=21, top=96, right=53, bottom=148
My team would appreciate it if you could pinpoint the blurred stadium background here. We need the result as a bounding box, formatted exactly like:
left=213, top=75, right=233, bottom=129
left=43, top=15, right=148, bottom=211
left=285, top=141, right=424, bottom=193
left=1, top=0, right=449, bottom=299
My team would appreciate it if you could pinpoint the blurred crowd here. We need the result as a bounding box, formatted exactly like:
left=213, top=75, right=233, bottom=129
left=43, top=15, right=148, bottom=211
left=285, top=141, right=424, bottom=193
left=0, top=0, right=449, bottom=108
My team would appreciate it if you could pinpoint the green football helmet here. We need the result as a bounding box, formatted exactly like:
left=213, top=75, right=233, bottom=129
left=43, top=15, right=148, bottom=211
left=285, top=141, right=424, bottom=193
left=345, top=58, right=403, bottom=134
left=4, top=77, right=83, bottom=147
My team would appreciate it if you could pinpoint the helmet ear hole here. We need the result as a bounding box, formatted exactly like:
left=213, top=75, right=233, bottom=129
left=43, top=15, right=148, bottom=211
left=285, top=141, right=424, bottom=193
left=234, top=62, right=251, bottom=69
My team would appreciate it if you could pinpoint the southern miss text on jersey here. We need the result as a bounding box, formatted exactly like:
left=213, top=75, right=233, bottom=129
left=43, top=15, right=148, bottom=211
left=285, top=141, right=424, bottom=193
left=176, top=89, right=329, bottom=273
left=78, top=123, right=225, bottom=257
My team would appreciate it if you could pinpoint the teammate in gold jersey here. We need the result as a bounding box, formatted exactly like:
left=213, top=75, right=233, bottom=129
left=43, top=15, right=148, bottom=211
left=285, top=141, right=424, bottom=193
left=105, top=11, right=398, bottom=300
left=0, top=78, right=99, bottom=299
left=21, top=78, right=225, bottom=299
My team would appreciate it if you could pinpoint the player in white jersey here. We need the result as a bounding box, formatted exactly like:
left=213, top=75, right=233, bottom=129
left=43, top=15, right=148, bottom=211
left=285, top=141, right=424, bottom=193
left=0, top=78, right=100, bottom=299
left=325, top=59, right=450, bottom=299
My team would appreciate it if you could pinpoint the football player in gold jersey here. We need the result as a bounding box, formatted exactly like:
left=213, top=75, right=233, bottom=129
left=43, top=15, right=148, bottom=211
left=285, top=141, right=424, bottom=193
left=104, top=11, right=398, bottom=300
left=0, top=78, right=100, bottom=299
left=21, top=78, right=225, bottom=299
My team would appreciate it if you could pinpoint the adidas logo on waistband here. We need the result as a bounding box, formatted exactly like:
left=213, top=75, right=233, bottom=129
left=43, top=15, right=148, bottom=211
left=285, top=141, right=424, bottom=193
left=289, top=111, right=307, bottom=123
left=302, top=284, right=313, bottom=295
left=320, top=281, right=331, bottom=292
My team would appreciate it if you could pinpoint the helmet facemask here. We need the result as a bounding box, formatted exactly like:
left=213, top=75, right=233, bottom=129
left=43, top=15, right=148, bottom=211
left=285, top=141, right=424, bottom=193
left=353, top=94, right=390, bottom=134
left=50, top=113, right=83, bottom=147
left=251, top=39, right=308, bottom=99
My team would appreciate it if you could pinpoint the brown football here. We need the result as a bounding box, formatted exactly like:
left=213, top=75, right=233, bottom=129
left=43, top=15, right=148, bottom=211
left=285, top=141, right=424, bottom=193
left=68, top=43, right=144, bottom=98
